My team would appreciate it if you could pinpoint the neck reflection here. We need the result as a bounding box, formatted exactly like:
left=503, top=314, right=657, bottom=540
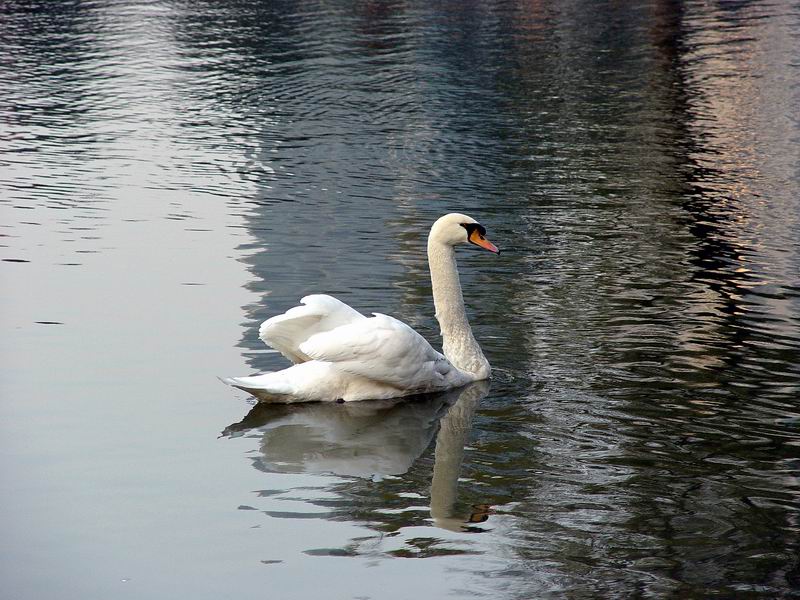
left=430, top=380, right=490, bottom=532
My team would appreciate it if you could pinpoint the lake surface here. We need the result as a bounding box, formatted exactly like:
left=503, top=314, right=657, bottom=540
left=2, top=0, right=799, bottom=597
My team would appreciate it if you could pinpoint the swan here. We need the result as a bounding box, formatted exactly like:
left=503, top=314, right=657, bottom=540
left=223, top=213, right=499, bottom=402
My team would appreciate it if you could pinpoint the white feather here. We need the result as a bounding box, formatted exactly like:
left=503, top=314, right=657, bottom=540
left=258, top=294, right=364, bottom=363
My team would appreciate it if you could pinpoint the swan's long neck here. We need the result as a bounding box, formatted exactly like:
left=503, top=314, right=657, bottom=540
left=427, top=239, right=490, bottom=379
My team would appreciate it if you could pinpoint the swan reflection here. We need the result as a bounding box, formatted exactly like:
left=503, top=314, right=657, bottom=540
left=224, top=381, right=490, bottom=529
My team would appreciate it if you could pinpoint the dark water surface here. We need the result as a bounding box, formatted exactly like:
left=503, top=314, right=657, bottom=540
left=2, top=0, right=800, bottom=598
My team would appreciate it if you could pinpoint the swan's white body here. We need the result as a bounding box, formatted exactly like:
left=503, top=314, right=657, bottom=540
left=223, top=213, right=498, bottom=403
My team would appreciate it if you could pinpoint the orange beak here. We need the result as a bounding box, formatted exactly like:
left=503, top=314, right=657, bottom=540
left=468, top=228, right=500, bottom=254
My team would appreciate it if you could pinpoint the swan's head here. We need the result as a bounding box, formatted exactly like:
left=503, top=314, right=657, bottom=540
left=429, top=213, right=499, bottom=254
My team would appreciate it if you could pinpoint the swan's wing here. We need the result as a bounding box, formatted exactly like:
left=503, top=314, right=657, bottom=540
left=259, top=294, right=365, bottom=363
left=299, top=313, right=451, bottom=390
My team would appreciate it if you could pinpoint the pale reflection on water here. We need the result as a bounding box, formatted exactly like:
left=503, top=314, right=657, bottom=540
left=224, top=391, right=455, bottom=478
left=225, top=381, right=491, bottom=532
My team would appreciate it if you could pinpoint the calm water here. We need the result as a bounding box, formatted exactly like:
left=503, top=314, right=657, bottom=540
left=2, top=0, right=800, bottom=597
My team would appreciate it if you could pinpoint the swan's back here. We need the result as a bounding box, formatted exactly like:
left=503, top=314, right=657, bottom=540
left=227, top=295, right=473, bottom=402
left=300, top=312, right=453, bottom=389
left=259, top=294, right=364, bottom=363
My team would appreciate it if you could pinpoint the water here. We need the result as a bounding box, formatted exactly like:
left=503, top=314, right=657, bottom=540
left=2, top=0, right=799, bottom=597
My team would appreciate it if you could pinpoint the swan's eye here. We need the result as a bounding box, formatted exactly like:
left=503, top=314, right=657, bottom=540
left=460, top=223, right=486, bottom=237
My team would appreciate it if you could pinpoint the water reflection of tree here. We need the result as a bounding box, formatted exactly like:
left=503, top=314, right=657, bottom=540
left=163, top=0, right=518, bottom=373
left=165, top=0, right=800, bottom=595
left=481, top=0, right=800, bottom=596
left=636, top=1, right=800, bottom=592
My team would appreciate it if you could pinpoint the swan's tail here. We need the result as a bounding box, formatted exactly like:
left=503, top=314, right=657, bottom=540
left=220, top=362, right=340, bottom=403
left=219, top=373, right=296, bottom=403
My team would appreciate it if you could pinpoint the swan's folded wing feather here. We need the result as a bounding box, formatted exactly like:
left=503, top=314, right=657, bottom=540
left=299, top=313, right=448, bottom=389
left=259, top=294, right=365, bottom=363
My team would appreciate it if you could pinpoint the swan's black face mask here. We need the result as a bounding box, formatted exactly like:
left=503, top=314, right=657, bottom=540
left=461, top=223, right=500, bottom=254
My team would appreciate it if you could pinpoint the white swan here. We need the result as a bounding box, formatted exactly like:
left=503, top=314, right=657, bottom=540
left=223, top=213, right=499, bottom=402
